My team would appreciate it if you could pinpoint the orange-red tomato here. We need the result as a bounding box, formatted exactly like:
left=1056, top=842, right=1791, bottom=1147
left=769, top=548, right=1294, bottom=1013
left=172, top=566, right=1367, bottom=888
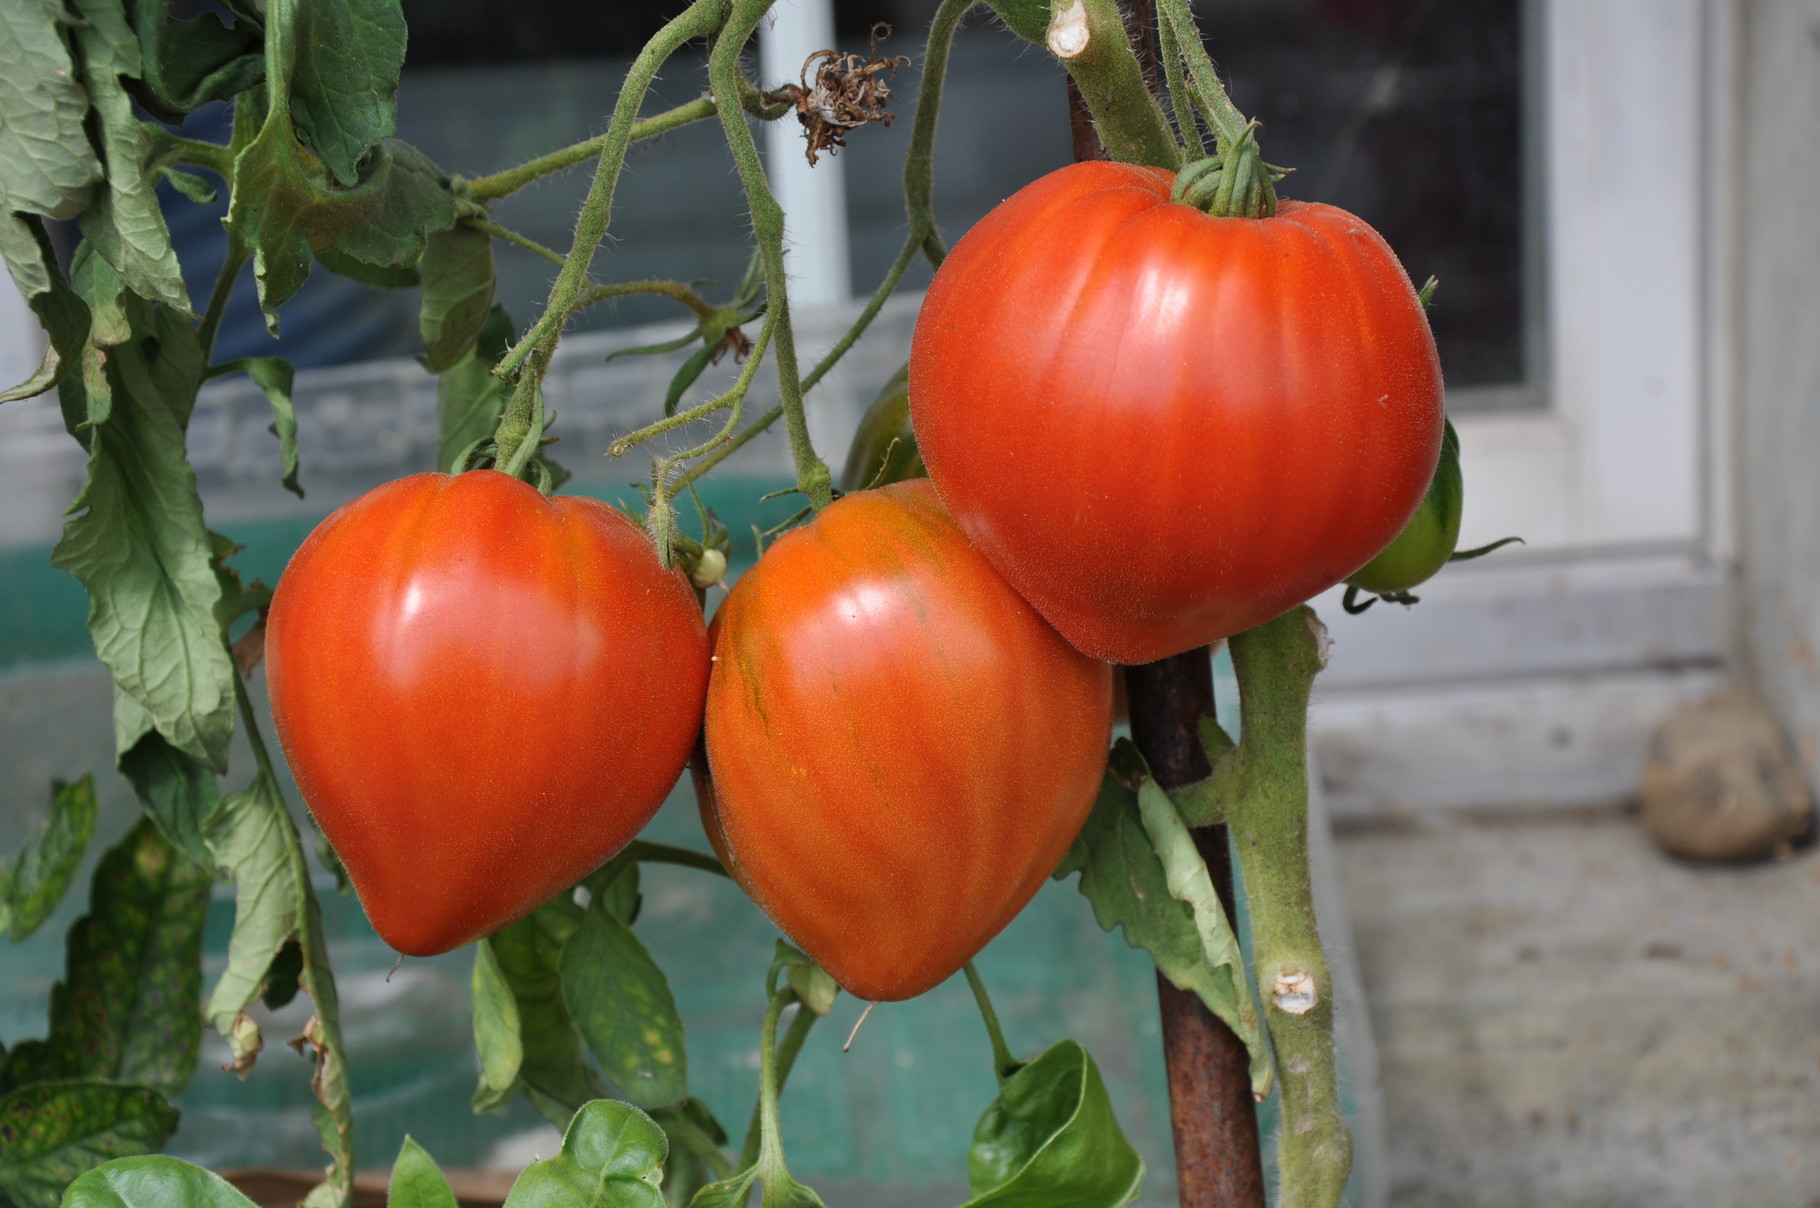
left=265, top=470, right=709, bottom=956
left=910, top=160, right=1444, bottom=664
left=702, top=481, right=1112, bottom=1001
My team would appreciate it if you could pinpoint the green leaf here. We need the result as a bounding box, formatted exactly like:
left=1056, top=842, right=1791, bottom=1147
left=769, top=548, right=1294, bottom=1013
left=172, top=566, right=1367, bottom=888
left=115, top=711, right=219, bottom=869
left=281, top=0, right=406, bottom=187
left=962, top=1040, right=1143, bottom=1208
left=387, top=1137, right=458, bottom=1208
left=418, top=221, right=495, bottom=373
left=482, top=896, right=609, bottom=1128
left=228, top=122, right=454, bottom=332
left=70, top=0, right=192, bottom=314
left=2, top=777, right=97, bottom=942
left=687, top=1168, right=755, bottom=1208
left=0, top=1083, right=179, bottom=1208
left=649, top=1099, right=726, bottom=1208
left=216, top=357, right=301, bottom=497
left=502, top=1100, right=667, bottom=1208
left=0, top=0, right=103, bottom=220
left=126, top=0, right=263, bottom=120
left=470, top=937, right=524, bottom=1113
left=560, top=898, right=688, bottom=1111
left=199, top=770, right=299, bottom=1065
left=436, top=303, right=512, bottom=472
left=61, top=1155, right=259, bottom=1208
left=1056, top=761, right=1271, bottom=1098
left=52, top=273, right=234, bottom=773
left=0, top=213, right=91, bottom=403
left=0, top=818, right=209, bottom=1098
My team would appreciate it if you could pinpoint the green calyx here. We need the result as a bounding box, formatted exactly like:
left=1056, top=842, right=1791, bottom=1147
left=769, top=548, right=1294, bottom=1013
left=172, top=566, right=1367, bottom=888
left=1169, top=125, right=1285, bottom=219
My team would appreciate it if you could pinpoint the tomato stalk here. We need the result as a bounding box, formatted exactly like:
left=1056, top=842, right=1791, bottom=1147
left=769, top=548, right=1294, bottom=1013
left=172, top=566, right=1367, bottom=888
left=1205, top=608, right=1353, bottom=1208
left=963, top=962, right=1021, bottom=1083
left=488, top=0, right=724, bottom=476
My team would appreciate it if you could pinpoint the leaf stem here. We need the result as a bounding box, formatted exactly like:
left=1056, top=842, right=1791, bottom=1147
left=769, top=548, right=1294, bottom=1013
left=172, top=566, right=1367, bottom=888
left=470, top=219, right=565, bottom=267
left=737, top=991, right=818, bottom=1170
left=198, top=235, right=251, bottom=364
left=577, top=279, right=721, bottom=323
left=963, top=962, right=1018, bottom=1083
left=463, top=97, right=712, bottom=202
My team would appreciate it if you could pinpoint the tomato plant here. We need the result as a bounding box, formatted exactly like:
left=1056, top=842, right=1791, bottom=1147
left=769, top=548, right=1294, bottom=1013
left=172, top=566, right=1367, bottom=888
left=909, top=159, right=1445, bottom=665
left=701, top=480, right=1113, bottom=1001
left=265, top=469, right=709, bottom=956
left=838, top=364, right=925, bottom=492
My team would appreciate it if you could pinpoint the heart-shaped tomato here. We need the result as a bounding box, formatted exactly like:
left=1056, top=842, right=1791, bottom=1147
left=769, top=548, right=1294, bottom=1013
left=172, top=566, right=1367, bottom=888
left=702, top=480, right=1112, bottom=1001
left=265, top=469, right=709, bottom=956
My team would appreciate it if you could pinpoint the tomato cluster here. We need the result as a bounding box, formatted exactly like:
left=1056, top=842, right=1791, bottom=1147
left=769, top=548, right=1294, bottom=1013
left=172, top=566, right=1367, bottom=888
left=267, top=160, right=1441, bottom=996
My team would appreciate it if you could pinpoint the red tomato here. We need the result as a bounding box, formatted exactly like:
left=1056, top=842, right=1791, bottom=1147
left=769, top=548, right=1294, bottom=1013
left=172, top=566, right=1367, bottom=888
left=703, top=480, right=1112, bottom=1001
left=265, top=470, right=709, bottom=956
left=909, top=160, right=1444, bottom=664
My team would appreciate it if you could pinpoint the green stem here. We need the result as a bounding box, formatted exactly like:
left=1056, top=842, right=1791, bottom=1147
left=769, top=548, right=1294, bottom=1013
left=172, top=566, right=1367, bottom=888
left=470, top=219, right=565, bottom=267
left=985, top=0, right=1180, bottom=169
left=737, top=992, right=819, bottom=1170
left=900, top=0, right=970, bottom=261
left=1154, top=6, right=1205, bottom=157
left=963, top=963, right=1018, bottom=1083
left=1154, top=0, right=1248, bottom=153
left=198, top=235, right=250, bottom=362
left=577, top=279, right=721, bottom=322
left=463, top=96, right=718, bottom=202
left=149, top=130, right=235, bottom=180
left=491, top=0, right=725, bottom=471
left=1220, top=606, right=1352, bottom=1208
left=709, top=0, right=831, bottom=512
left=621, top=839, right=729, bottom=878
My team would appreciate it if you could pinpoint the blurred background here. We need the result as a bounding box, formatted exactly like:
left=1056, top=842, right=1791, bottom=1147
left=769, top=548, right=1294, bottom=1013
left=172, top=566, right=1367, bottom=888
left=2, top=1, right=1817, bottom=1205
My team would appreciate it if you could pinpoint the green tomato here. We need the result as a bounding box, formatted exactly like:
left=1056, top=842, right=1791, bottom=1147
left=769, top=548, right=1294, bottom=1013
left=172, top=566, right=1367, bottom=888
left=839, top=364, right=926, bottom=493
left=1346, top=417, right=1463, bottom=597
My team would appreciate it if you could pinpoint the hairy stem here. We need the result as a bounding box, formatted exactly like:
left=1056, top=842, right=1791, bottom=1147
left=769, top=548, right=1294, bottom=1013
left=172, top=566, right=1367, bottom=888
left=709, top=0, right=831, bottom=511
left=198, top=235, right=250, bottom=363
left=464, top=96, right=717, bottom=202
left=1220, top=607, right=1351, bottom=1208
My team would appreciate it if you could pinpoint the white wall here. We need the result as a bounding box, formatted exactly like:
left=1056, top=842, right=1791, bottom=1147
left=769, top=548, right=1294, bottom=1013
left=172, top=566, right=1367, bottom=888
left=1737, top=0, right=1820, bottom=790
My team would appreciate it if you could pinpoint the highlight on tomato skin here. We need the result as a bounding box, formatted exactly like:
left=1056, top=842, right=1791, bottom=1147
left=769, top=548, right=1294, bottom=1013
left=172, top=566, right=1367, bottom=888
left=701, top=479, right=1114, bottom=1002
left=908, top=159, right=1445, bottom=665
left=264, top=469, right=711, bottom=957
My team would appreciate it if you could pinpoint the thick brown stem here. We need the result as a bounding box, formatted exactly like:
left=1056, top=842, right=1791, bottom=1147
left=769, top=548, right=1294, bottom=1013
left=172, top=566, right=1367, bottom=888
left=1126, top=652, right=1267, bottom=1208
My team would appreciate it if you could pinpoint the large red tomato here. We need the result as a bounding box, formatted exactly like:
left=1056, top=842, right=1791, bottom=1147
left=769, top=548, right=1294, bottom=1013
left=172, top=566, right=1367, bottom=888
left=265, top=470, right=709, bottom=956
left=703, top=480, right=1112, bottom=1001
left=909, top=160, right=1444, bottom=664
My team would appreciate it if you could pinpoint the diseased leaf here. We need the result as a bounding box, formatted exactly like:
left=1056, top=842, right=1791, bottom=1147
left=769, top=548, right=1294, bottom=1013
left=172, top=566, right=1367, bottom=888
left=61, top=1154, right=260, bottom=1208
left=70, top=0, right=192, bottom=313
left=127, top=0, right=263, bottom=120
left=2, top=777, right=98, bottom=942
left=501, top=1101, right=666, bottom=1208
left=52, top=272, right=235, bottom=772
left=0, top=0, right=102, bottom=220
left=0, top=819, right=208, bottom=1099
left=963, top=1040, right=1143, bottom=1208
left=257, top=938, right=303, bottom=1011
left=560, top=898, right=688, bottom=1111
left=216, top=357, right=301, bottom=497
left=1055, top=759, right=1271, bottom=1098
left=436, top=303, right=512, bottom=473
left=315, top=246, right=419, bottom=289
left=483, top=896, right=609, bottom=1128
left=387, top=1137, right=458, bottom=1208
left=282, top=0, right=406, bottom=187
left=228, top=125, right=454, bottom=333
left=0, top=213, right=91, bottom=403
left=0, top=1083, right=179, bottom=1208
left=470, top=936, right=523, bottom=1113
left=418, top=222, right=495, bottom=373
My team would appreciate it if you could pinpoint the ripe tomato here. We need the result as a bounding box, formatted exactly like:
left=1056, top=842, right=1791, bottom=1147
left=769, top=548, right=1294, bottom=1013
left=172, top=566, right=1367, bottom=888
left=265, top=470, right=709, bottom=956
left=702, top=480, right=1112, bottom=1001
left=909, top=160, right=1444, bottom=664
